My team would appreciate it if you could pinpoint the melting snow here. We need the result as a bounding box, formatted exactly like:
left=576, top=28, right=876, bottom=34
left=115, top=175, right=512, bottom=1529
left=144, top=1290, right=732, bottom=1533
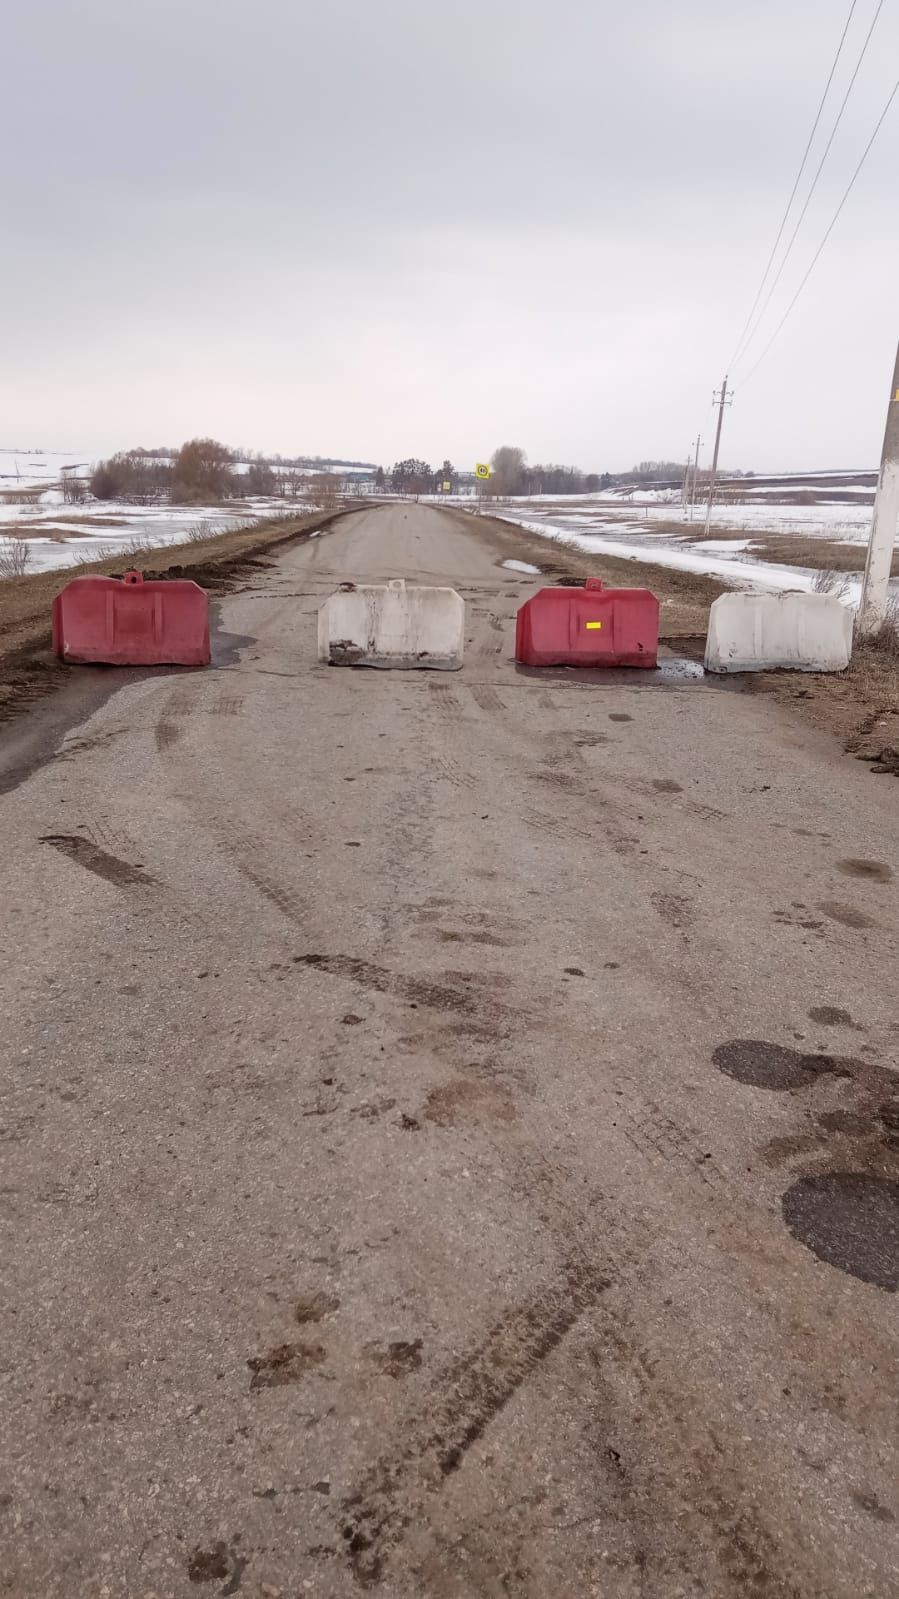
left=492, top=514, right=880, bottom=608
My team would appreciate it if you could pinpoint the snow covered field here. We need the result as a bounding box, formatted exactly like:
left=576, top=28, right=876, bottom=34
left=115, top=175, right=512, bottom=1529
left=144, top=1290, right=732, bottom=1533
left=0, top=447, right=358, bottom=576
left=488, top=501, right=894, bottom=608
left=0, top=498, right=305, bottom=575
left=0, top=445, right=371, bottom=577
left=509, top=498, right=874, bottom=543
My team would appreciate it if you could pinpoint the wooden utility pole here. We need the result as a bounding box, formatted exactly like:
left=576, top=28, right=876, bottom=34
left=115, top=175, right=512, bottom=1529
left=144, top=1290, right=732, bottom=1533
left=704, top=377, right=730, bottom=535
left=859, top=340, right=899, bottom=633
left=688, top=435, right=702, bottom=523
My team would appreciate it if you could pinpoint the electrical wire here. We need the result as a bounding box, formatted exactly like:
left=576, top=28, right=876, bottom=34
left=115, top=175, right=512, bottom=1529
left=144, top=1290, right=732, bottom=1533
left=736, top=71, right=899, bottom=391
left=732, top=0, right=886, bottom=372
left=727, top=0, right=860, bottom=372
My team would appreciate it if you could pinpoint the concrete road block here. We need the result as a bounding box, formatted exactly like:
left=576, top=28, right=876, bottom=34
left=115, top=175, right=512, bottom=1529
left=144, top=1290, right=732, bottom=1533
left=318, top=578, right=465, bottom=670
left=705, top=592, right=852, bottom=674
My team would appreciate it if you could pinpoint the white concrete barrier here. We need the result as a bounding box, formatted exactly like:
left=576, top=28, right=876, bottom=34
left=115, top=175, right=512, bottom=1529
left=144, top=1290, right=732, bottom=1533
left=318, top=578, right=465, bottom=670
left=704, top=592, right=852, bottom=674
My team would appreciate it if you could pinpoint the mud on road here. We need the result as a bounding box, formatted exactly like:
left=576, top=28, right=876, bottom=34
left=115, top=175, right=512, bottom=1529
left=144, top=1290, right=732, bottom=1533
left=1, top=503, right=898, bottom=1598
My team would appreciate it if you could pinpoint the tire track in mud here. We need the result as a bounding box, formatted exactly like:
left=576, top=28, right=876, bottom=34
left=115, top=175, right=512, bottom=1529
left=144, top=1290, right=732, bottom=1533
left=468, top=684, right=505, bottom=714
left=294, top=953, right=512, bottom=1022
left=238, top=861, right=308, bottom=927
left=154, top=684, right=198, bottom=754
left=620, top=1098, right=726, bottom=1189
left=154, top=686, right=245, bottom=753
left=39, top=834, right=154, bottom=889
left=150, top=681, right=317, bottom=930
left=472, top=612, right=506, bottom=660
left=339, top=1259, right=610, bottom=1586
left=590, top=1312, right=811, bottom=1599
left=154, top=719, right=182, bottom=752
left=521, top=805, right=596, bottom=846
left=426, top=681, right=464, bottom=720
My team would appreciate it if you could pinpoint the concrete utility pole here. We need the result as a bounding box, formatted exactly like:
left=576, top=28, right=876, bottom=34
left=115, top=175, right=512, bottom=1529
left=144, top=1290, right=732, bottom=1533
left=688, top=434, right=702, bottom=523
left=859, top=339, right=899, bottom=633
left=704, top=377, right=730, bottom=535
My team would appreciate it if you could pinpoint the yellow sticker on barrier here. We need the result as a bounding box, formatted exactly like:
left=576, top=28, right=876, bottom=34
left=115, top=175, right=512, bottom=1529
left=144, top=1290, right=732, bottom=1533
left=585, top=620, right=603, bottom=630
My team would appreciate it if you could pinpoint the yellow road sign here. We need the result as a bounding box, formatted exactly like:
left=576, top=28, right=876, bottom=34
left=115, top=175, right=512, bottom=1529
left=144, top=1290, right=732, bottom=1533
left=442, top=481, right=452, bottom=492
left=475, top=463, right=491, bottom=480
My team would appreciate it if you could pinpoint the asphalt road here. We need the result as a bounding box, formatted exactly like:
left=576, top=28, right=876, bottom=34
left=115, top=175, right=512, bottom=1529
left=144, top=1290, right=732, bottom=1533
left=2, top=503, right=898, bottom=1599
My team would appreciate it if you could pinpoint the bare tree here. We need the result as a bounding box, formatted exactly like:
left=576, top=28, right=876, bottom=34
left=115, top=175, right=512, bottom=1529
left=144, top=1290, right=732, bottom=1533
left=91, top=451, right=173, bottom=503
left=489, top=446, right=528, bottom=497
left=171, top=438, right=237, bottom=503
left=309, top=471, right=340, bottom=512
left=61, top=470, right=87, bottom=504
left=0, top=537, right=31, bottom=579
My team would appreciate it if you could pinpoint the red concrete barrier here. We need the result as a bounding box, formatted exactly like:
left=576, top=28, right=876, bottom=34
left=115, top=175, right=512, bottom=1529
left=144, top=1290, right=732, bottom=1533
left=515, top=578, right=659, bottom=668
left=52, top=571, right=210, bottom=666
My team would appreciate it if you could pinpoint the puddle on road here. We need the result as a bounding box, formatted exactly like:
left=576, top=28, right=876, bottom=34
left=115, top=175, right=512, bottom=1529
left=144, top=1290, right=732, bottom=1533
left=782, top=1173, right=899, bottom=1291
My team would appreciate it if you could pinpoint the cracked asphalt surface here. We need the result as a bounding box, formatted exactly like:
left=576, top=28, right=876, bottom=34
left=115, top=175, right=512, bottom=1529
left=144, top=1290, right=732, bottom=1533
left=1, top=503, right=898, bottom=1598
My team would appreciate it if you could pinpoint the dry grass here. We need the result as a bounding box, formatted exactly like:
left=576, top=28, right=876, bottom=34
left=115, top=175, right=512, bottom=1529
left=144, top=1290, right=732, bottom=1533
left=850, top=601, right=899, bottom=712
left=0, top=537, right=31, bottom=579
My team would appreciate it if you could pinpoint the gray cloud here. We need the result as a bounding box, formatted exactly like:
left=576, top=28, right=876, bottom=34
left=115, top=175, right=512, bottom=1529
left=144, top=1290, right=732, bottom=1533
left=4, top=0, right=897, bottom=469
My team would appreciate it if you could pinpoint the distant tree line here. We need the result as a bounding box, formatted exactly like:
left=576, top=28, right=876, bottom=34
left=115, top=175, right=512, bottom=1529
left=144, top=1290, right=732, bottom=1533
left=90, top=439, right=361, bottom=505
left=386, top=459, right=457, bottom=495
left=485, top=447, right=748, bottom=496
left=486, top=446, right=608, bottom=498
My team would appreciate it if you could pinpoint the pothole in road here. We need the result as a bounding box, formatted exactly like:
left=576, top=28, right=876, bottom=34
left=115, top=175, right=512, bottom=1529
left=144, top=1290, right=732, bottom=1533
left=782, top=1173, right=899, bottom=1290
left=712, top=1039, right=854, bottom=1091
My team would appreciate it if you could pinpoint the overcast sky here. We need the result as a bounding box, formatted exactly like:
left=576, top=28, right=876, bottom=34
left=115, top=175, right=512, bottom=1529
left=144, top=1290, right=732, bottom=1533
left=3, top=0, right=897, bottom=472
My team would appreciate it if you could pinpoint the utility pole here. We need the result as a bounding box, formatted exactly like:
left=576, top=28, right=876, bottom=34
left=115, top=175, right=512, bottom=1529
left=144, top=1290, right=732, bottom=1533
left=859, top=340, right=899, bottom=633
left=687, top=435, right=702, bottom=522
left=704, top=376, right=731, bottom=535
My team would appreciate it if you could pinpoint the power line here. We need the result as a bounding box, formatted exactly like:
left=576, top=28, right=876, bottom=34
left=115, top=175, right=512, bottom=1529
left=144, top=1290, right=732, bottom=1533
left=736, top=71, right=899, bottom=391
left=727, top=0, right=860, bottom=372
left=732, top=0, right=886, bottom=372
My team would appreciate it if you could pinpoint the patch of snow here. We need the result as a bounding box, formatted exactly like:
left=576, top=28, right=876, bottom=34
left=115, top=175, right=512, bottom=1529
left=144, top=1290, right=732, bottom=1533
left=502, top=559, right=540, bottom=574
left=492, top=513, right=885, bottom=608
left=0, top=497, right=312, bottom=577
